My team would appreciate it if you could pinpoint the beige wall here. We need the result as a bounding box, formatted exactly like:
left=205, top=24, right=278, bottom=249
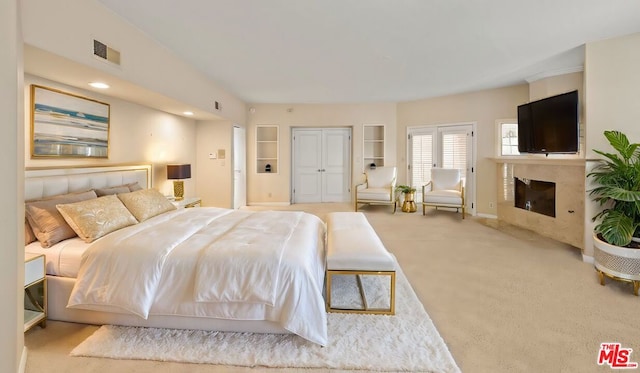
left=582, top=32, right=640, bottom=258
left=529, top=71, right=583, bottom=101
left=196, top=120, right=235, bottom=208
left=246, top=103, right=397, bottom=204
left=25, top=75, right=199, bottom=198
left=585, top=32, right=640, bottom=158
left=21, top=0, right=247, bottom=125
left=397, top=85, right=530, bottom=216
left=3, top=0, right=23, bottom=370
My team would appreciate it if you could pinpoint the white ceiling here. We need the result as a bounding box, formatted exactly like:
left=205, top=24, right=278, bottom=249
left=93, top=1, right=640, bottom=104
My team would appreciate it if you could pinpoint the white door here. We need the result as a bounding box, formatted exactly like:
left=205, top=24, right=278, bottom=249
left=292, top=128, right=351, bottom=203
left=293, top=130, right=323, bottom=203
left=408, top=124, right=475, bottom=215
left=233, top=126, right=246, bottom=209
left=322, top=129, right=351, bottom=202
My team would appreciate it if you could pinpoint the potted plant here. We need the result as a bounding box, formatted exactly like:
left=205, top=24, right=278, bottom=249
left=588, top=130, right=640, bottom=295
left=396, top=185, right=417, bottom=213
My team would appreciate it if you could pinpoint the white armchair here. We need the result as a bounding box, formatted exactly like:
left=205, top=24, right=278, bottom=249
left=355, top=166, right=397, bottom=213
left=422, top=168, right=465, bottom=219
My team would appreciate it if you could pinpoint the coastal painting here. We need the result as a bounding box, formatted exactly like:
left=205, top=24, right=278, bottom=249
left=31, top=85, right=110, bottom=158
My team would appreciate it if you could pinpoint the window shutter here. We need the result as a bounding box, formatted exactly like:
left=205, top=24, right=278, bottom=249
left=441, top=132, right=467, bottom=170
left=411, top=134, right=433, bottom=186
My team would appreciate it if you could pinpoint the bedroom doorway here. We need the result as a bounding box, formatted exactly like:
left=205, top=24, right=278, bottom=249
left=233, top=126, right=246, bottom=209
left=291, top=128, right=351, bottom=203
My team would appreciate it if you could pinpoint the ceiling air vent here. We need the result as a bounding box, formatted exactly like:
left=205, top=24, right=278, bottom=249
left=93, top=39, right=121, bottom=65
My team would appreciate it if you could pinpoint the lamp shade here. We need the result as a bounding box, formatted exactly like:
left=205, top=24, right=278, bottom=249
left=167, top=164, right=191, bottom=180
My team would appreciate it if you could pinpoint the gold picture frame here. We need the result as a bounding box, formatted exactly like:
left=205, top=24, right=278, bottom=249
left=31, top=85, right=110, bottom=158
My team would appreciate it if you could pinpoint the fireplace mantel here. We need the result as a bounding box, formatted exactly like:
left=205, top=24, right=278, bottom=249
left=490, top=157, right=585, bottom=166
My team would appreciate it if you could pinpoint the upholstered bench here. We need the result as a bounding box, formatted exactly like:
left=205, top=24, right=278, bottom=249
left=325, top=212, right=396, bottom=315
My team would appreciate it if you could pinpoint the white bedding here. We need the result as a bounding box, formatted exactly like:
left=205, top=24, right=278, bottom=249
left=25, top=237, right=90, bottom=277
left=66, top=207, right=328, bottom=345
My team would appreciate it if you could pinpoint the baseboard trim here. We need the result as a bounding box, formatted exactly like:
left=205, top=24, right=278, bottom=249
left=247, top=202, right=291, bottom=207
left=476, top=213, right=498, bottom=219
left=19, top=346, right=27, bottom=373
left=582, top=254, right=594, bottom=264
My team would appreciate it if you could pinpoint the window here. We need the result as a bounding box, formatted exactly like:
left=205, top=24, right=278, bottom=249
left=410, top=132, right=433, bottom=188
left=441, top=132, right=468, bottom=170
left=500, top=122, right=519, bottom=156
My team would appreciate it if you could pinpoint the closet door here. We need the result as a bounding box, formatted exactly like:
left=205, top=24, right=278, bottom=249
left=292, top=128, right=351, bottom=203
left=233, top=126, right=247, bottom=209
left=322, top=129, right=351, bottom=202
left=293, top=130, right=323, bottom=203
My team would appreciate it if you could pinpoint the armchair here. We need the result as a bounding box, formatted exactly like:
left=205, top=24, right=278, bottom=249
left=422, top=168, right=465, bottom=219
left=355, top=166, right=397, bottom=213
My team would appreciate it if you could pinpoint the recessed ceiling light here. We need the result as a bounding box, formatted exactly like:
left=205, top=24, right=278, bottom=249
left=183, top=111, right=194, bottom=116
left=89, top=82, right=110, bottom=89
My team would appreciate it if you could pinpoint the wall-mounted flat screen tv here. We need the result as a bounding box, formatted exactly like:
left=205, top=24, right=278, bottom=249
left=517, top=90, right=579, bottom=154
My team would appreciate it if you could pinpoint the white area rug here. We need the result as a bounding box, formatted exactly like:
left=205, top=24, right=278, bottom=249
left=70, top=267, right=459, bottom=372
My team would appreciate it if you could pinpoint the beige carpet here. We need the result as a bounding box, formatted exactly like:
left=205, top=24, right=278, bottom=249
left=25, top=203, right=640, bottom=372
left=68, top=268, right=459, bottom=372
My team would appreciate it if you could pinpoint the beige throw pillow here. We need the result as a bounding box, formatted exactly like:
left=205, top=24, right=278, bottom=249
left=25, top=219, right=37, bottom=245
left=126, top=182, right=143, bottom=191
left=117, top=189, right=176, bottom=222
left=94, top=182, right=144, bottom=196
left=94, top=186, right=131, bottom=197
left=56, top=195, right=138, bottom=243
left=25, top=190, right=98, bottom=247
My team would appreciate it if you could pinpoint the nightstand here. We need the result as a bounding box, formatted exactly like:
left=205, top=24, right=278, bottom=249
left=171, top=197, right=202, bottom=208
left=24, top=253, right=46, bottom=332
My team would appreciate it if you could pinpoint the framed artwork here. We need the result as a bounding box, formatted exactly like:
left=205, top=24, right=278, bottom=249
left=31, top=85, right=110, bottom=158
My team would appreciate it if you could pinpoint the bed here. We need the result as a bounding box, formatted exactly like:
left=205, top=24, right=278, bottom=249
left=24, top=165, right=328, bottom=346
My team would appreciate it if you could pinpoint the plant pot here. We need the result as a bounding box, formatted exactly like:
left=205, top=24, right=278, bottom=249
left=593, top=233, right=640, bottom=296
left=401, top=192, right=417, bottom=213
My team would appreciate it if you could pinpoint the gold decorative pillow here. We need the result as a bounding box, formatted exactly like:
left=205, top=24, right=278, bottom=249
left=117, top=189, right=176, bottom=222
left=56, top=195, right=138, bottom=243
left=25, top=190, right=98, bottom=247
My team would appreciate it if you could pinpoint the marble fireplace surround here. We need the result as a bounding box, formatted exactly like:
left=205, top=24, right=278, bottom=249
left=494, top=158, right=585, bottom=251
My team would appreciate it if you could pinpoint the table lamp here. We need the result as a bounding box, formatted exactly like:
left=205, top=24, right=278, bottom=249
left=167, top=164, right=191, bottom=201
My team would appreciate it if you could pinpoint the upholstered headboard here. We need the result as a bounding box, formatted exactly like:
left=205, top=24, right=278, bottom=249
left=25, top=164, right=152, bottom=201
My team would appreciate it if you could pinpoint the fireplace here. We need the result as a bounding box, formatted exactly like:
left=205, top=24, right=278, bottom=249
left=514, top=178, right=556, bottom=218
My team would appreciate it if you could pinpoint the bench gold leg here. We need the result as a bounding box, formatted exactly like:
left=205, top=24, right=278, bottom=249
left=355, top=274, right=369, bottom=310
left=326, top=270, right=395, bottom=315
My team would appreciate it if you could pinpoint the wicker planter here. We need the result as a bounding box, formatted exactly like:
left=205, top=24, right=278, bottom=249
left=593, top=233, right=640, bottom=296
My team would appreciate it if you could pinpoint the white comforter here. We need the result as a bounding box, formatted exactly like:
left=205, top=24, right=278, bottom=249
left=67, top=207, right=328, bottom=345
